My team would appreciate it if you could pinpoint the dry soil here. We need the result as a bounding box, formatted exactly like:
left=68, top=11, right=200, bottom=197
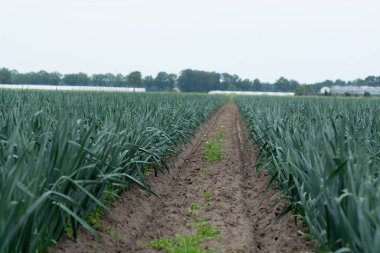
left=56, top=102, right=313, bottom=253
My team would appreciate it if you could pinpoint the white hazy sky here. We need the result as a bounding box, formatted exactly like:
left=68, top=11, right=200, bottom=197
left=0, top=0, right=379, bottom=83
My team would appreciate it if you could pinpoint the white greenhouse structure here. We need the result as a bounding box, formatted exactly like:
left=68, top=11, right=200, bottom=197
left=320, top=86, right=380, bottom=96
left=0, top=84, right=145, bottom=92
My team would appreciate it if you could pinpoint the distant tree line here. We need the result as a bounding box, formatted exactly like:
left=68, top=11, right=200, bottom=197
left=0, top=67, right=299, bottom=92
left=0, top=68, right=146, bottom=87
left=176, top=69, right=300, bottom=92
left=1, top=67, right=379, bottom=93
left=294, top=77, right=380, bottom=95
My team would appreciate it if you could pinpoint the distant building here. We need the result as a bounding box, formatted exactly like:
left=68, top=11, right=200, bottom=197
left=320, top=86, right=380, bottom=96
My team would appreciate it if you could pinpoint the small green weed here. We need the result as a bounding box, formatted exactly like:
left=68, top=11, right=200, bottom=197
left=186, top=209, right=197, bottom=217
left=65, top=222, right=74, bottom=238
left=66, top=208, right=110, bottom=237
left=186, top=202, right=208, bottom=217
left=202, top=191, right=213, bottom=201
left=144, top=220, right=221, bottom=252
left=186, top=203, right=200, bottom=217
left=85, top=210, right=111, bottom=233
left=143, top=165, right=155, bottom=176
left=227, top=95, right=234, bottom=111
left=66, top=185, right=119, bottom=237
left=111, top=230, right=122, bottom=241
left=205, top=131, right=224, bottom=162
left=102, top=187, right=120, bottom=206
left=143, top=201, right=221, bottom=252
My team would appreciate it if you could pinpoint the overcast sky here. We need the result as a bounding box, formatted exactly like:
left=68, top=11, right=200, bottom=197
left=0, top=0, right=379, bottom=83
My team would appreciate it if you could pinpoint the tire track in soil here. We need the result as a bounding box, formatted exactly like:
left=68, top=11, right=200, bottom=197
left=56, top=102, right=313, bottom=253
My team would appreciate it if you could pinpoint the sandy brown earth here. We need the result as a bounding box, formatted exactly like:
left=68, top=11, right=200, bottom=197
left=55, top=102, right=313, bottom=253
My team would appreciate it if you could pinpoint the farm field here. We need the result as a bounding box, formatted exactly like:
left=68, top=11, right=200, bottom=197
left=1, top=91, right=379, bottom=253
left=2, top=0, right=379, bottom=252
left=0, top=91, right=226, bottom=253
left=56, top=99, right=312, bottom=252
left=236, top=96, right=380, bottom=253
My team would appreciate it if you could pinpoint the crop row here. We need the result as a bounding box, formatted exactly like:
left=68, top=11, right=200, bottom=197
left=236, top=96, right=380, bottom=253
left=0, top=91, right=227, bottom=253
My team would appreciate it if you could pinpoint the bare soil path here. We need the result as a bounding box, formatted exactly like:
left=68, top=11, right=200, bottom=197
left=56, top=102, right=313, bottom=253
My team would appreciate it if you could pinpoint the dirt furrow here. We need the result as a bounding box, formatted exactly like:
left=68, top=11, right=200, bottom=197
left=56, top=102, right=313, bottom=253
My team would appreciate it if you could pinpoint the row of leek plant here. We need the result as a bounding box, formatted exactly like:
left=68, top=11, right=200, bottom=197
left=0, top=91, right=227, bottom=253
left=236, top=96, right=380, bottom=253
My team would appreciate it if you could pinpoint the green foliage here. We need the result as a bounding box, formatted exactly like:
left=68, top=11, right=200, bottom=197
left=178, top=69, right=221, bottom=93
left=0, top=91, right=227, bottom=253
left=186, top=203, right=201, bottom=217
left=202, top=191, right=213, bottom=201
left=145, top=220, right=220, bottom=253
left=0, top=67, right=12, bottom=84
left=154, top=72, right=177, bottom=91
left=205, top=131, right=224, bottom=162
left=294, top=85, right=316, bottom=96
left=80, top=186, right=119, bottom=235
left=127, top=71, right=142, bottom=86
left=143, top=165, right=155, bottom=176
left=144, top=199, right=221, bottom=252
left=236, top=96, right=380, bottom=253
left=85, top=209, right=111, bottom=234
left=177, top=69, right=300, bottom=92
left=91, top=73, right=126, bottom=87
left=143, top=72, right=177, bottom=91
left=273, top=77, right=300, bottom=92
left=3, top=66, right=380, bottom=93
left=62, top=72, right=90, bottom=85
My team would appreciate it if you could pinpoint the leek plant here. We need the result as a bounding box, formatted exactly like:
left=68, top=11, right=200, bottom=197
left=236, top=96, right=380, bottom=253
left=0, top=91, right=227, bottom=253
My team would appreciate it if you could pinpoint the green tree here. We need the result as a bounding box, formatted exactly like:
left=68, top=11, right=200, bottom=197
left=238, top=79, right=252, bottom=91
left=178, top=69, right=220, bottom=92
left=220, top=73, right=240, bottom=90
left=46, top=72, right=62, bottom=85
left=114, top=74, right=128, bottom=87
left=274, top=77, right=290, bottom=91
left=143, top=75, right=155, bottom=90
left=364, top=76, right=380, bottom=86
left=62, top=73, right=90, bottom=86
left=9, top=70, right=61, bottom=85
left=252, top=78, right=262, bottom=91
left=334, top=79, right=346, bottom=86
left=91, top=73, right=118, bottom=86
left=0, top=68, right=12, bottom=84
left=127, top=71, right=142, bottom=86
left=274, top=77, right=300, bottom=92
left=154, top=72, right=177, bottom=91
left=294, top=85, right=315, bottom=95
left=227, top=84, right=238, bottom=91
